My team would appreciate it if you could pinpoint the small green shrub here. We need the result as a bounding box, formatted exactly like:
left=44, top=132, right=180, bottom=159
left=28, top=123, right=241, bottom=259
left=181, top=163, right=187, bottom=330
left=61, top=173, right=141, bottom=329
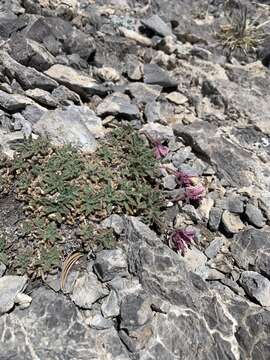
left=0, top=126, right=165, bottom=277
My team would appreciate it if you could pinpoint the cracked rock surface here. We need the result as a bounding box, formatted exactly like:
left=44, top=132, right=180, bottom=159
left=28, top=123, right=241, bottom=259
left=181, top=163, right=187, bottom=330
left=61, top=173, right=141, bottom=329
left=1, top=0, right=270, bottom=359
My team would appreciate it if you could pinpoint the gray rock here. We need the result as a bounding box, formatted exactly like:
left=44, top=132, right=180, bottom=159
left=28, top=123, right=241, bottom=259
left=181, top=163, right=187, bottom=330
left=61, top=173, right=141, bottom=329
left=141, top=122, right=174, bottom=142
left=221, top=210, right=245, bottom=234
left=220, top=278, right=245, bottom=296
left=88, top=313, right=114, bottom=330
left=25, top=88, right=58, bottom=108
left=127, top=82, right=162, bottom=104
left=172, top=147, right=192, bottom=168
left=96, top=94, right=140, bottom=119
left=45, top=64, right=106, bottom=99
left=22, top=104, right=48, bottom=124
left=0, top=51, right=58, bottom=91
left=144, top=63, right=178, bottom=88
left=173, top=121, right=256, bottom=187
left=166, top=91, right=188, bottom=105
left=101, top=290, right=120, bottom=318
left=120, top=293, right=153, bottom=331
left=0, top=275, right=27, bottom=315
left=239, top=271, right=270, bottom=307
left=245, top=203, right=265, bottom=228
left=33, top=105, right=104, bottom=152
left=0, top=263, right=6, bottom=277
left=0, top=90, right=34, bottom=111
left=71, top=272, right=109, bottom=309
left=182, top=247, right=208, bottom=280
left=23, top=16, right=95, bottom=62
left=0, top=287, right=129, bottom=359
left=126, top=56, right=143, bottom=81
left=226, top=196, right=244, bottom=214
left=182, top=204, right=201, bottom=223
left=208, top=207, right=223, bottom=231
left=125, top=217, right=243, bottom=359
left=163, top=175, right=177, bottom=190
left=93, top=249, right=128, bottom=282
left=141, top=14, right=172, bottom=37
left=9, top=34, right=56, bottom=71
left=231, top=229, right=270, bottom=277
left=101, top=214, right=125, bottom=235
left=205, top=238, right=224, bottom=259
left=144, top=101, right=161, bottom=122
left=52, top=85, right=81, bottom=105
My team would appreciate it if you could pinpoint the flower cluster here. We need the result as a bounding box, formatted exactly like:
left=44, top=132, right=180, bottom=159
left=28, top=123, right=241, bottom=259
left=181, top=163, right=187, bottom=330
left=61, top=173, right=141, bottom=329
left=169, top=228, right=196, bottom=255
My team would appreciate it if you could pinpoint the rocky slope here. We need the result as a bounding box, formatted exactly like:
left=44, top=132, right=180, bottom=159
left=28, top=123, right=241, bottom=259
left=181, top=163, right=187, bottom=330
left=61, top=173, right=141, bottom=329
left=0, top=0, right=270, bottom=359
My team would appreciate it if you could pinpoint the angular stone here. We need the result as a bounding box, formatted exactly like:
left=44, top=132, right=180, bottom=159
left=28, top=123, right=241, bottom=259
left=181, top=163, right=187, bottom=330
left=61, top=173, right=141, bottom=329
left=245, top=203, right=265, bottom=228
left=71, top=272, right=108, bottom=309
left=221, top=210, right=245, bottom=234
left=23, top=16, right=95, bottom=61
left=144, top=63, right=178, bottom=88
left=166, top=91, right=188, bottom=105
left=208, top=207, right=223, bottom=231
left=0, top=287, right=129, bottom=359
left=22, top=104, right=48, bottom=124
left=33, top=105, right=104, bottom=151
left=96, top=94, right=140, bottom=119
left=94, top=67, right=120, bottom=82
left=205, top=237, right=224, bottom=259
left=144, top=101, right=161, bottom=122
left=9, top=34, right=56, bottom=71
left=101, top=290, right=120, bottom=318
left=231, top=229, right=270, bottom=277
left=141, top=122, right=174, bottom=142
left=127, top=82, right=162, bottom=104
left=101, top=215, right=125, bottom=235
left=0, top=275, right=27, bottom=315
left=45, top=64, right=106, bottom=99
left=120, top=293, right=153, bottom=331
left=163, top=175, right=177, bottom=190
left=173, top=121, right=256, bottom=187
left=88, top=313, right=114, bottom=330
left=25, top=88, right=58, bottom=108
left=52, top=85, right=81, bottom=105
left=0, top=15, right=27, bottom=40
left=93, top=249, right=128, bottom=282
left=239, top=271, right=270, bottom=307
left=0, top=90, right=34, bottom=111
left=182, top=247, right=208, bottom=280
left=0, top=51, right=58, bottom=91
left=226, top=196, right=244, bottom=214
left=141, top=14, right=172, bottom=37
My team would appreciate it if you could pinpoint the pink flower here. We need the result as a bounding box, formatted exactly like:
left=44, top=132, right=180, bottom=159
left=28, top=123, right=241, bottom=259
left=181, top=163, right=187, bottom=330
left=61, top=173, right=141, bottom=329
left=169, top=228, right=196, bottom=255
left=174, top=170, right=196, bottom=187
left=185, top=185, right=205, bottom=202
left=161, top=167, right=197, bottom=187
left=141, top=131, right=169, bottom=159
left=154, top=142, right=170, bottom=159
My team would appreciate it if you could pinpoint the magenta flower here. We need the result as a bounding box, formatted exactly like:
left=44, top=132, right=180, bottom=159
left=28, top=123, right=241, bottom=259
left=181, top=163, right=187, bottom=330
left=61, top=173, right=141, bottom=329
left=185, top=185, right=205, bottom=202
left=154, top=141, right=170, bottom=159
left=162, top=167, right=197, bottom=187
left=141, top=131, right=169, bottom=159
left=174, top=170, right=196, bottom=187
left=169, top=228, right=196, bottom=255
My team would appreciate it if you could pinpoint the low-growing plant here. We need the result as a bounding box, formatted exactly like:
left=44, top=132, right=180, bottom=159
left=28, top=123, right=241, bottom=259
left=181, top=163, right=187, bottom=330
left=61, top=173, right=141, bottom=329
left=0, top=126, right=165, bottom=278
left=216, top=1, right=269, bottom=54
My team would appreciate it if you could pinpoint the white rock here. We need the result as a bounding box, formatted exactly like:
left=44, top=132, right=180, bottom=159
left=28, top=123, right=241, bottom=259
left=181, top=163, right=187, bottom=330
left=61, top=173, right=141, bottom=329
left=0, top=275, right=28, bottom=315
left=71, top=272, right=109, bottom=309
left=14, top=293, right=32, bottom=309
